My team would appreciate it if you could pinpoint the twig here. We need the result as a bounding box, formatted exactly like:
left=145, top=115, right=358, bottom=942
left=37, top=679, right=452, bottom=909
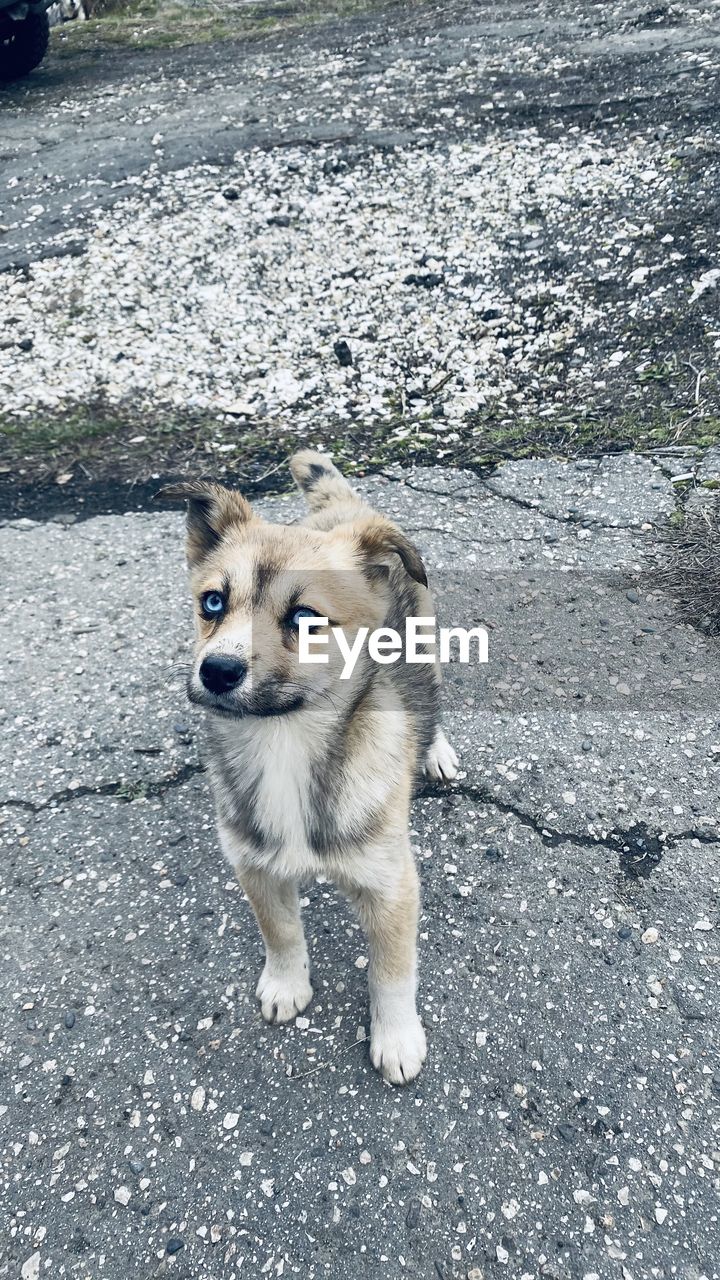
left=426, top=370, right=454, bottom=397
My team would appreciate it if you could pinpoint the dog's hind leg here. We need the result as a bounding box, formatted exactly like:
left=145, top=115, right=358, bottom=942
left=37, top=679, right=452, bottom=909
left=235, top=864, right=313, bottom=1024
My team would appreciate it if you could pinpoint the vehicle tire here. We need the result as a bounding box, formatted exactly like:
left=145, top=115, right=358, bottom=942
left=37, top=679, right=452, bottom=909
left=0, top=11, right=50, bottom=79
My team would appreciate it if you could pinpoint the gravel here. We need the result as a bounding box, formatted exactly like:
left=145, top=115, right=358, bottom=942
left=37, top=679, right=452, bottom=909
left=0, top=131, right=716, bottom=435
left=1, top=0, right=719, bottom=452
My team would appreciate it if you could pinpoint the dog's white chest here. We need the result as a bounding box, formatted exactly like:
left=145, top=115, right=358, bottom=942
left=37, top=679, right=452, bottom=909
left=254, top=737, right=312, bottom=868
left=212, top=717, right=318, bottom=876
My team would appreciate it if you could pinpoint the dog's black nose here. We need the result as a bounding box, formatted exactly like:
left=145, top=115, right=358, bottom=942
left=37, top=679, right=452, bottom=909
left=199, top=654, right=247, bottom=695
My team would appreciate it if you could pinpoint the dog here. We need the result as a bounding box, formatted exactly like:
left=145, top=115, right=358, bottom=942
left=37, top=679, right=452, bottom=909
left=160, top=451, right=458, bottom=1084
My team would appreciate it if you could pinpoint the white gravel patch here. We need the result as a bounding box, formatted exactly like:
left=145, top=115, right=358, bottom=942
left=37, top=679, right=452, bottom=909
left=0, top=130, right=700, bottom=431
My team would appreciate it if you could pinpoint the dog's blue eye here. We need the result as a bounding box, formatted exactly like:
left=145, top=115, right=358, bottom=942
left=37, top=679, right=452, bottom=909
left=201, top=591, right=226, bottom=619
left=287, top=606, right=319, bottom=629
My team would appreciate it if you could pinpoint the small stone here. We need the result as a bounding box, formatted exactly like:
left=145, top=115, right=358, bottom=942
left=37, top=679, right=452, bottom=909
left=114, top=1186, right=131, bottom=1205
left=223, top=188, right=240, bottom=201
left=18, top=337, right=33, bottom=352
left=484, top=845, right=501, bottom=861
left=223, top=1112, right=239, bottom=1130
left=64, top=1011, right=76, bottom=1029
left=333, top=339, right=353, bottom=367
left=626, top=589, right=639, bottom=603
left=641, top=928, right=659, bottom=945
left=166, top=1238, right=184, bottom=1255
left=21, top=1253, right=40, bottom=1280
left=191, top=1086, right=206, bottom=1112
left=573, top=1189, right=593, bottom=1206
left=581, top=739, right=592, bottom=751
left=617, top=926, right=632, bottom=940
left=406, top=1199, right=421, bottom=1227
left=128, top=1158, right=144, bottom=1174
left=556, top=1122, right=577, bottom=1143
left=404, top=271, right=443, bottom=289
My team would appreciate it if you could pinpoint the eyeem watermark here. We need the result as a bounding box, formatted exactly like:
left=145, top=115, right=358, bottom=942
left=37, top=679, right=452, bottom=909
left=299, top=616, right=489, bottom=680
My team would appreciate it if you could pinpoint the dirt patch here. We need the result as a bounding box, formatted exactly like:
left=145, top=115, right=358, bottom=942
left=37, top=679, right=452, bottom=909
left=3, top=398, right=720, bottom=522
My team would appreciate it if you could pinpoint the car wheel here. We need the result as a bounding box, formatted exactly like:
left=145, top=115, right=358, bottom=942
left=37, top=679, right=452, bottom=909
left=0, top=11, right=50, bottom=79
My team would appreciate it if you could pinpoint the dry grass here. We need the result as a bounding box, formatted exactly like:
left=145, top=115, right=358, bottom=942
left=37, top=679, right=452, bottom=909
left=650, top=504, right=720, bottom=636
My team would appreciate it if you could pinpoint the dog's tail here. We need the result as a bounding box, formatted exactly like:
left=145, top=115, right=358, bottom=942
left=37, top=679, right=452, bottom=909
left=289, top=450, right=360, bottom=514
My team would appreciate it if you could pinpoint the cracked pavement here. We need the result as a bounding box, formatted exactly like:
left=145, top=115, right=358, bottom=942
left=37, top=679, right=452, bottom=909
left=2, top=0, right=720, bottom=1275
left=2, top=456, right=720, bottom=1279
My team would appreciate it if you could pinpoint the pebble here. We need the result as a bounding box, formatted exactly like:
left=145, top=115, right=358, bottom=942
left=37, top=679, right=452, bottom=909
left=641, top=928, right=659, bottom=945
left=406, top=1199, right=421, bottom=1227
left=64, top=1011, right=76, bottom=1029
left=166, top=1238, right=185, bottom=1255
left=626, top=589, right=639, bottom=603
left=21, top=1253, right=40, bottom=1280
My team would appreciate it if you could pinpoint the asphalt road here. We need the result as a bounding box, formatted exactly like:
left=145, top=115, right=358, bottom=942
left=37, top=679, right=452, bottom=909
left=1, top=457, right=719, bottom=1279
left=1, top=2, right=720, bottom=1277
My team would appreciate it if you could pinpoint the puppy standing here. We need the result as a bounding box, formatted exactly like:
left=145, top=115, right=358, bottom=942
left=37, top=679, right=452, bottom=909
left=162, top=452, right=457, bottom=1084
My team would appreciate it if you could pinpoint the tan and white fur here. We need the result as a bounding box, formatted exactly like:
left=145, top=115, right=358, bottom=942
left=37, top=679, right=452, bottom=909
left=160, top=451, right=458, bottom=1084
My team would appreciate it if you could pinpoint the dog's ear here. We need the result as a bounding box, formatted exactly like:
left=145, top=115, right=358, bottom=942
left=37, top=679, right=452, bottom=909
left=155, top=480, right=254, bottom=566
left=354, top=515, right=427, bottom=587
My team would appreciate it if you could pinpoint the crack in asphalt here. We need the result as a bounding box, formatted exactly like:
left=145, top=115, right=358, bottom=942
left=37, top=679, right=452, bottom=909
left=480, top=480, right=641, bottom=532
left=405, top=523, right=547, bottom=547
left=422, top=777, right=720, bottom=860
left=0, top=761, right=205, bottom=817
left=378, top=472, right=647, bottom=533
left=4, top=763, right=717, bottom=875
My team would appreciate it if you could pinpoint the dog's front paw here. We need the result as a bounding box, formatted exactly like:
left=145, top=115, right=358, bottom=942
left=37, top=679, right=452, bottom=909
left=256, top=956, right=313, bottom=1024
left=424, top=728, right=459, bottom=782
left=370, top=1015, right=427, bottom=1085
